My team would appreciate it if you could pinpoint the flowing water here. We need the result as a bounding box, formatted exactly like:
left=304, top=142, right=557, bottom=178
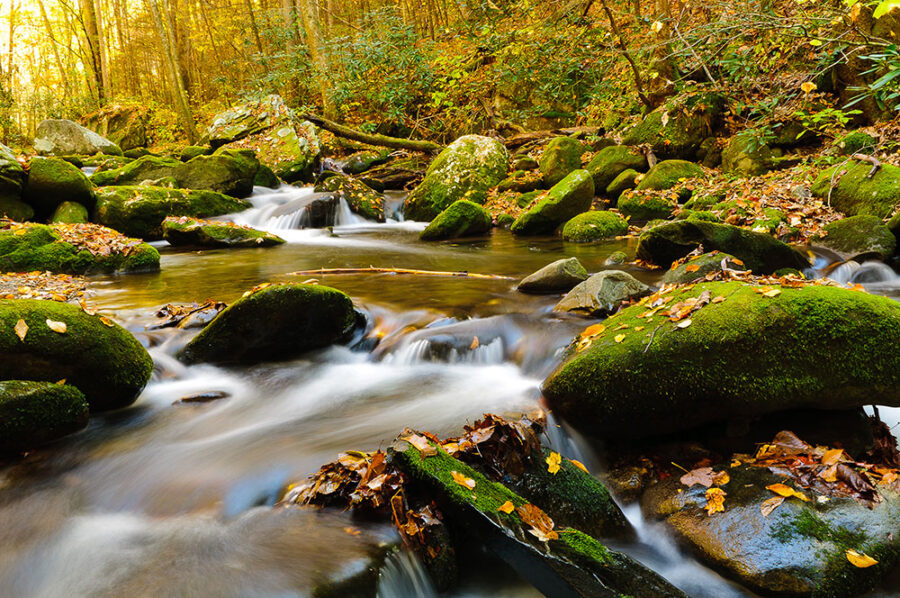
left=2, top=185, right=899, bottom=597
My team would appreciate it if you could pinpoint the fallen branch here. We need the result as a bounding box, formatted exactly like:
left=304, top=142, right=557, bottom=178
left=289, top=267, right=516, bottom=280
left=300, top=114, right=443, bottom=153
left=851, top=153, right=881, bottom=178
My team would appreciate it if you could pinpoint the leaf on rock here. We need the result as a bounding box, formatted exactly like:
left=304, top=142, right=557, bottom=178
left=705, top=487, right=726, bottom=515
left=46, top=319, right=67, bottom=334
left=498, top=500, right=515, bottom=514
left=517, top=503, right=559, bottom=541
left=581, top=323, right=605, bottom=337
left=451, top=470, right=476, bottom=490
left=403, top=434, right=437, bottom=457
left=761, top=496, right=785, bottom=517
left=846, top=549, right=879, bottom=568
left=569, top=459, right=589, bottom=473
left=14, top=318, right=27, bottom=341
left=766, top=483, right=810, bottom=502
left=681, top=466, right=715, bottom=488
left=676, top=318, right=692, bottom=329
left=614, top=334, right=626, bottom=343
left=546, top=451, right=561, bottom=474
left=470, top=336, right=479, bottom=349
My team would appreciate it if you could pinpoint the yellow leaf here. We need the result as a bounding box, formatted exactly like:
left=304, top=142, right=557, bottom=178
left=634, top=326, right=645, bottom=331
left=821, top=448, right=844, bottom=466
left=546, top=452, right=562, bottom=474
left=14, top=318, right=27, bottom=341
left=99, top=316, right=115, bottom=327
left=712, top=471, right=730, bottom=486
left=403, top=434, right=437, bottom=457
left=470, top=336, right=479, bottom=349
left=498, top=500, right=515, bottom=514
left=614, top=334, right=626, bottom=343
left=451, top=470, right=476, bottom=490
left=705, top=487, right=726, bottom=515
left=46, top=319, right=67, bottom=334
left=763, top=288, right=782, bottom=298
left=761, top=496, right=785, bottom=517
left=766, top=483, right=810, bottom=502
left=569, top=459, right=589, bottom=473
left=712, top=295, right=726, bottom=304
left=676, top=318, right=692, bottom=329
left=846, top=549, right=878, bottom=568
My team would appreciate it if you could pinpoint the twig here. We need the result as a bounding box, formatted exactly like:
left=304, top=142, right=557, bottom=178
left=643, top=323, right=665, bottom=354
left=850, top=153, right=882, bottom=178
left=288, top=267, right=516, bottom=280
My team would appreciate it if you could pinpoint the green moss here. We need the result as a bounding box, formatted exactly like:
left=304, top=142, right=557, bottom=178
left=811, top=162, right=900, bottom=219
left=0, top=143, right=25, bottom=198
left=605, top=168, right=640, bottom=200
left=51, top=201, right=89, bottom=224
left=815, top=214, right=896, bottom=259
left=562, top=211, right=628, bottom=242
left=0, top=299, right=153, bottom=411
left=254, top=164, right=280, bottom=188
left=90, top=155, right=181, bottom=187
left=497, top=170, right=543, bottom=193
left=0, top=196, right=33, bottom=221
left=636, top=160, right=704, bottom=192
left=342, top=149, right=391, bottom=175
left=617, top=190, right=676, bottom=221
left=720, top=135, right=775, bottom=176
left=315, top=175, right=385, bottom=221
left=511, top=169, right=594, bottom=236
left=833, top=131, right=876, bottom=156
left=621, top=92, right=725, bottom=159
left=496, top=212, right=515, bottom=228
left=678, top=209, right=720, bottom=223
left=24, top=157, right=95, bottom=217
left=0, top=380, right=89, bottom=453
left=539, top=137, right=588, bottom=187
left=543, top=282, right=900, bottom=439
left=420, top=200, right=491, bottom=241
left=180, top=145, right=212, bottom=161
left=586, top=145, right=647, bottom=192
left=661, top=251, right=744, bottom=284
left=162, top=216, right=285, bottom=248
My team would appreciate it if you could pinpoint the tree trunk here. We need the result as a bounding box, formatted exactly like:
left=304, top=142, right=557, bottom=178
left=300, top=113, right=442, bottom=152
left=81, top=0, right=106, bottom=105
left=146, top=0, right=198, bottom=142
left=296, top=0, right=336, bottom=118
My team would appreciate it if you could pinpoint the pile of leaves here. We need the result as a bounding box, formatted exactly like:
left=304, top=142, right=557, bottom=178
left=0, top=271, right=88, bottom=303
left=0, top=221, right=148, bottom=258
left=150, top=300, right=227, bottom=330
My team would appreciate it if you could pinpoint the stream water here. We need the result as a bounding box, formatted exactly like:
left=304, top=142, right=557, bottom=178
left=3, top=184, right=900, bottom=597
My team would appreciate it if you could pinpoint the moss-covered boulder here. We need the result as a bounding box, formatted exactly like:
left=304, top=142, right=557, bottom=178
left=94, top=185, right=251, bottom=239
left=419, top=200, right=491, bottom=241
left=50, top=201, right=89, bottom=224
left=661, top=251, right=746, bottom=285
left=497, top=170, right=543, bottom=193
left=81, top=104, right=149, bottom=152
left=636, top=220, right=809, bottom=273
left=23, top=157, right=95, bottom=217
left=833, top=131, right=877, bottom=156
left=621, top=93, right=725, bottom=159
left=34, top=119, right=122, bottom=156
left=179, top=145, right=212, bottom=162
left=539, top=137, right=588, bottom=187
left=585, top=145, right=647, bottom=192
left=253, top=164, right=280, bottom=188
left=179, top=283, right=357, bottom=365
left=161, top=216, right=285, bottom=248
left=517, top=257, right=589, bottom=294
left=553, top=270, right=651, bottom=317
left=811, top=162, right=900, bottom=219
left=814, top=215, right=896, bottom=260
left=721, top=135, right=776, bottom=177
left=605, top=168, right=639, bottom=200
left=543, top=282, right=900, bottom=439
left=0, top=222, right=159, bottom=274
left=341, top=149, right=391, bottom=175
left=90, top=155, right=180, bottom=187
left=315, top=174, right=385, bottom=222
left=511, top=170, right=594, bottom=236
left=0, top=380, right=89, bottom=453
left=617, top=190, right=677, bottom=221
left=0, top=299, right=153, bottom=411
left=403, top=135, right=508, bottom=221
left=0, top=197, right=32, bottom=221
left=636, top=160, right=704, bottom=192
left=562, top=211, right=628, bottom=243
left=0, top=143, right=25, bottom=205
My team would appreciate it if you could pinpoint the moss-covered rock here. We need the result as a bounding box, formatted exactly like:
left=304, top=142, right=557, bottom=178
left=497, top=170, right=543, bottom=193
left=636, top=220, right=809, bottom=273
left=511, top=170, right=594, bottom=236
left=179, top=283, right=357, bottom=365
left=50, top=201, right=89, bottom=224
left=621, top=92, right=725, bottom=159
left=811, top=162, right=900, bottom=219
left=179, top=145, right=213, bottom=162
left=636, top=159, right=704, bottom=192
left=585, top=145, right=647, bottom=192
left=721, top=135, right=776, bottom=177
left=562, top=211, right=628, bottom=243
left=539, top=137, right=588, bottom=187
left=0, top=197, right=33, bottom=221
left=24, top=157, right=95, bottom=217
left=661, top=251, right=746, bottom=284
left=813, top=214, right=896, bottom=260
left=0, top=380, right=89, bottom=453
left=315, top=174, right=385, bottom=222
left=543, top=282, right=900, bottom=439
left=513, top=155, right=539, bottom=170
left=161, top=216, right=285, bottom=248
left=0, top=143, right=25, bottom=205
left=517, top=257, right=589, bottom=294
left=617, top=190, right=677, bottom=221
left=90, top=155, right=181, bottom=187
left=94, top=185, right=251, bottom=239
left=833, top=131, right=877, bottom=156
left=34, top=119, right=123, bottom=156
left=122, top=148, right=152, bottom=159
left=605, top=168, right=639, bottom=201
left=0, top=299, right=153, bottom=411
left=553, top=270, right=651, bottom=316
left=341, top=149, right=391, bottom=175
left=253, top=164, right=280, bottom=188
left=419, top=200, right=491, bottom=241
left=0, top=222, right=159, bottom=274
left=403, top=135, right=508, bottom=221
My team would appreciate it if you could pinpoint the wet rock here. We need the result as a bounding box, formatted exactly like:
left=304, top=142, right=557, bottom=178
left=179, top=283, right=357, bottom=365
left=403, top=135, right=508, bottom=221
left=553, top=270, right=651, bottom=317
left=50, top=201, right=90, bottom=224
left=161, top=216, right=285, bottom=248
left=513, top=155, right=539, bottom=170
left=721, top=135, right=776, bottom=177
left=661, top=251, right=746, bottom=285
left=621, top=92, right=725, bottom=160
left=812, top=161, right=900, bottom=219
left=543, top=281, right=900, bottom=439
left=341, top=149, right=390, bottom=175
left=813, top=214, right=896, bottom=261
left=635, top=159, right=704, bottom=192
left=636, top=220, right=809, bottom=274
left=94, top=185, right=250, bottom=239
left=604, top=251, right=627, bottom=266
left=562, top=211, right=628, bottom=243
left=539, top=137, right=588, bottom=187
left=315, top=174, right=385, bottom=221
left=517, top=257, right=589, bottom=294
left=23, top=157, right=95, bottom=218
left=81, top=104, right=149, bottom=151
left=0, top=299, right=154, bottom=411
left=617, top=190, right=677, bottom=221
left=605, top=168, right=639, bottom=201
left=511, top=170, right=594, bottom=236
left=585, top=145, right=647, bottom=192
left=360, top=155, right=428, bottom=191
left=34, top=119, right=123, bottom=156
left=0, top=380, right=89, bottom=453
left=419, top=200, right=491, bottom=241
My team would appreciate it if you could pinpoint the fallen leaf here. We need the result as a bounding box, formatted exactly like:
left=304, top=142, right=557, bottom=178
left=712, top=295, right=726, bottom=303
left=681, top=467, right=715, bottom=488
left=581, top=323, right=605, bottom=337
left=676, top=319, right=692, bottom=329
left=761, top=496, right=785, bottom=517
left=712, top=471, right=731, bottom=486
left=470, top=336, right=479, bottom=349
left=498, top=500, right=515, bottom=514
left=46, top=319, right=67, bottom=333
left=569, top=459, right=589, bottom=473
left=705, top=487, right=726, bottom=515
left=451, top=470, right=476, bottom=490
left=614, top=334, right=626, bottom=343
left=99, top=316, right=115, bottom=327
left=846, top=549, right=878, bottom=568
left=14, top=319, right=27, bottom=341
left=821, top=448, right=844, bottom=467
left=763, top=288, right=782, bottom=298
left=517, top=503, right=559, bottom=541
left=634, top=326, right=645, bottom=331
left=685, top=265, right=700, bottom=272
left=766, top=483, right=810, bottom=502
left=546, top=452, right=562, bottom=474
left=403, top=434, right=437, bottom=457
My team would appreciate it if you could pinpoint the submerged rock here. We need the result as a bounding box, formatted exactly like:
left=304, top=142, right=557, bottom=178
left=419, top=200, right=491, bottom=241
left=517, top=257, right=589, bottom=294
left=543, top=282, right=900, bottom=439
left=0, top=299, right=154, bottom=411
left=161, top=216, right=285, bottom=248
left=553, top=270, right=651, bottom=317
left=511, top=170, right=594, bottom=236
left=315, top=174, right=385, bottom=221
left=811, top=161, right=900, bottom=219
left=0, top=380, right=89, bottom=453
left=34, top=119, right=123, bottom=156
left=403, top=135, right=508, bottom=221
left=813, top=214, right=896, bottom=261
left=539, top=137, right=588, bottom=187
left=585, top=145, right=647, bottom=192
left=179, top=283, right=357, bottom=365
left=562, top=211, right=628, bottom=243
left=94, top=185, right=251, bottom=239
left=24, top=157, right=95, bottom=217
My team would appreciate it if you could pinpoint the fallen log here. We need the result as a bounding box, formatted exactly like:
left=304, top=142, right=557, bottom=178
left=300, top=114, right=444, bottom=153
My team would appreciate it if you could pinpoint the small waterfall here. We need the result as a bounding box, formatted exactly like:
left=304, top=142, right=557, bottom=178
left=334, top=196, right=366, bottom=226
left=82, top=166, right=98, bottom=176
left=381, top=337, right=505, bottom=366
left=376, top=549, right=437, bottom=598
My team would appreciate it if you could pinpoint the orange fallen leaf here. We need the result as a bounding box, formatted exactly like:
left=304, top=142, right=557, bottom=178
left=546, top=452, right=562, bottom=474
left=685, top=265, right=700, bottom=272
left=766, top=483, right=810, bottom=502
left=712, top=471, right=730, bottom=486
left=705, top=487, right=726, bottom=515
left=821, top=448, right=844, bottom=467
left=846, top=549, right=878, bottom=568
left=761, top=496, right=785, bottom=517
left=470, top=336, right=479, bottom=349
left=498, top=501, right=515, bottom=514
left=451, top=470, right=476, bottom=490
left=99, top=316, right=115, bottom=327
left=581, top=323, right=605, bottom=337
left=46, top=319, right=67, bottom=333
left=14, top=319, right=27, bottom=341
left=569, top=459, right=589, bottom=473
left=403, top=434, right=437, bottom=457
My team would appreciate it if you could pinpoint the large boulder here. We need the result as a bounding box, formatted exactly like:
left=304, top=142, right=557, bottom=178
left=635, top=160, right=704, bottom=192
left=562, top=211, right=628, bottom=243
left=0, top=221, right=159, bottom=274
left=315, top=174, right=385, bottom=222
left=419, top=200, right=491, bottom=241
left=617, top=190, right=677, bottom=221
left=636, top=221, right=809, bottom=274
left=543, top=282, right=900, bottom=439
left=90, top=155, right=180, bottom=187
left=511, top=170, right=594, bottom=236
left=34, top=119, right=122, bottom=156
left=94, top=185, right=251, bottom=239
left=0, top=380, right=89, bottom=453
left=403, top=135, right=508, bottom=221
left=585, top=145, right=648, bottom=192
left=23, top=157, right=95, bottom=217
left=553, top=270, right=651, bottom=316
left=161, top=216, right=285, bottom=248
left=0, top=299, right=154, bottom=411
left=517, top=257, right=589, bottom=294
left=81, top=104, right=149, bottom=151
left=539, top=137, right=587, bottom=187
left=0, top=143, right=25, bottom=206
left=0, top=197, right=32, bottom=221
left=813, top=214, right=896, bottom=261
left=605, top=169, right=640, bottom=201
left=621, top=92, right=725, bottom=159
left=812, top=162, right=900, bottom=219
left=179, top=283, right=357, bottom=365
left=720, top=135, right=776, bottom=177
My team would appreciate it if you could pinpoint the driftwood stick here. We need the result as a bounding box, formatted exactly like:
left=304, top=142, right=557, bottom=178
left=289, top=267, right=516, bottom=280
left=850, top=152, right=881, bottom=178
left=300, top=114, right=444, bottom=153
